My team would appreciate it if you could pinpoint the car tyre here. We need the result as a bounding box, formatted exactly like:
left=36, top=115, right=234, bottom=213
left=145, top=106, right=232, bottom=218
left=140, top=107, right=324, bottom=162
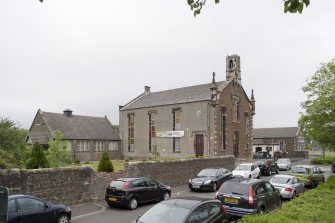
left=267, top=169, right=271, bottom=176
left=257, top=174, right=260, bottom=179
left=57, top=214, right=69, bottom=223
left=212, top=183, right=217, bottom=192
left=291, top=191, right=296, bottom=199
left=162, top=192, right=170, bottom=201
left=128, top=198, right=138, bottom=210
left=275, top=168, right=279, bottom=174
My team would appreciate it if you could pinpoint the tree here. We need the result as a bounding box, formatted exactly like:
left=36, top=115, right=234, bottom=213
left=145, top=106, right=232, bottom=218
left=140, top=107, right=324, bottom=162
left=299, top=59, right=335, bottom=153
left=26, top=143, right=50, bottom=169
left=46, top=130, right=71, bottom=167
left=188, top=0, right=310, bottom=17
left=0, top=117, right=28, bottom=168
left=97, top=151, right=114, bottom=172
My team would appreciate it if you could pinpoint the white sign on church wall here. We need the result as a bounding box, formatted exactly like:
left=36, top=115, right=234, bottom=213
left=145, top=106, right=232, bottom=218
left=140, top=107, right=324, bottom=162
left=156, top=131, right=184, bottom=138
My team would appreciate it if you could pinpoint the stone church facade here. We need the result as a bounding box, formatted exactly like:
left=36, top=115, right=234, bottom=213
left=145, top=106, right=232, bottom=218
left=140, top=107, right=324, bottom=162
left=119, top=55, right=255, bottom=160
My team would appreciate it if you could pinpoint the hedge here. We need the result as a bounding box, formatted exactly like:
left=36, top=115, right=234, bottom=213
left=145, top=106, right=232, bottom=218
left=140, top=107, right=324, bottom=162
left=238, top=176, right=335, bottom=223
left=311, top=156, right=335, bottom=165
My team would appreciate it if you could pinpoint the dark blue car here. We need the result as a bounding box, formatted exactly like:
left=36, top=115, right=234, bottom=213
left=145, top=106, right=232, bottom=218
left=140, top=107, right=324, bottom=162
left=8, top=194, right=71, bottom=223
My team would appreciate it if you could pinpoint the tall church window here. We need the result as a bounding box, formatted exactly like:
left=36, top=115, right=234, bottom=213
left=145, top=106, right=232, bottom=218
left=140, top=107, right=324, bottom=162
left=173, top=108, right=181, bottom=152
left=245, top=114, right=249, bottom=150
left=221, top=107, right=227, bottom=150
left=233, top=97, right=240, bottom=122
left=128, top=113, right=135, bottom=152
left=148, top=111, right=156, bottom=152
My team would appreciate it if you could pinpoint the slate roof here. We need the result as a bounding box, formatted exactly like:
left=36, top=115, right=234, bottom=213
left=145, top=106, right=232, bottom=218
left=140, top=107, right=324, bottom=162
left=121, top=81, right=229, bottom=110
left=41, top=111, right=120, bottom=141
left=253, top=127, right=299, bottom=139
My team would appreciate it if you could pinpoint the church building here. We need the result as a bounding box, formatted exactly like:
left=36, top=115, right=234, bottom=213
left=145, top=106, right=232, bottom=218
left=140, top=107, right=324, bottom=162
left=119, top=55, right=256, bottom=160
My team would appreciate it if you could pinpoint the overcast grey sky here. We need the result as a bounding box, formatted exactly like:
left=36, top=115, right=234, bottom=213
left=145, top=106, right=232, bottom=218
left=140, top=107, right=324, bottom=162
left=1, top=0, right=334, bottom=129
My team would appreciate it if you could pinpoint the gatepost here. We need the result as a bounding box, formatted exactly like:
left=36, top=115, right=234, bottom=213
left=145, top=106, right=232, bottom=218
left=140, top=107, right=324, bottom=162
left=0, top=186, right=8, bottom=223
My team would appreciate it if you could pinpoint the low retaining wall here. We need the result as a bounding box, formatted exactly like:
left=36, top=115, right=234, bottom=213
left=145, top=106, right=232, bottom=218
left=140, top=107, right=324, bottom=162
left=0, top=156, right=235, bottom=205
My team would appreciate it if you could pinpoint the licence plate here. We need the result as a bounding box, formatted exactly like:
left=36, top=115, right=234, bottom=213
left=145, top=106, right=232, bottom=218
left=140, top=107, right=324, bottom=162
left=224, top=197, right=238, bottom=204
left=109, top=197, right=117, bottom=202
left=193, top=185, right=200, bottom=188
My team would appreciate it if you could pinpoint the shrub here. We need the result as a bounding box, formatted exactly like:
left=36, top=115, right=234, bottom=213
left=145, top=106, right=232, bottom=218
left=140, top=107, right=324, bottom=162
left=311, top=156, right=335, bottom=165
left=26, top=143, right=50, bottom=169
left=97, top=151, right=114, bottom=172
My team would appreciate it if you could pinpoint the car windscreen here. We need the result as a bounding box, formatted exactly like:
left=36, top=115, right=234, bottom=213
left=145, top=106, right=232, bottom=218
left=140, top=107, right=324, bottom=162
left=235, top=165, right=251, bottom=171
left=109, top=180, right=126, bottom=189
left=138, top=203, right=189, bottom=223
left=271, top=176, right=291, bottom=184
left=277, top=159, right=288, bottom=164
left=197, top=169, right=217, bottom=177
left=291, top=167, right=308, bottom=174
left=218, top=181, right=249, bottom=195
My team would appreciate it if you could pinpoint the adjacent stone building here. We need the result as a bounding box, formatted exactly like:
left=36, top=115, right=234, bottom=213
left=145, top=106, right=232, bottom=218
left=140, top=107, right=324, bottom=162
left=253, top=127, right=308, bottom=158
left=119, top=55, right=256, bottom=160
left=26, top=109, right=121, bottom=162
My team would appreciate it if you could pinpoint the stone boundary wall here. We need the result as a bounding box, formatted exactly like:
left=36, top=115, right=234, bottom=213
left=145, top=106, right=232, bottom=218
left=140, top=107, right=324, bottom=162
left=0, top=156, right=235, bottom=204
left=0, top=167, right=92, bottom=205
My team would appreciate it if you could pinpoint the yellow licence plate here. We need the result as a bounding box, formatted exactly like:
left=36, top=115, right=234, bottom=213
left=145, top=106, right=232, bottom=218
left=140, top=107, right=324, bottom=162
left=224, top=197, right=238, bottom=204
left=109, top=197, right=117, bottom=202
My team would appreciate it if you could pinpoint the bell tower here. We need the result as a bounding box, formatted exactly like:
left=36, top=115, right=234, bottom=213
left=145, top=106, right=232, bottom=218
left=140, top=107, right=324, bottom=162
left=226, top=55, right=241, bottom=84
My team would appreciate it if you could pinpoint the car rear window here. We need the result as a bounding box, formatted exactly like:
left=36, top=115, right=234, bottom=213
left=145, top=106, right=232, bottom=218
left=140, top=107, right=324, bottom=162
left=291, top=167, right=309, bottom=174
left=218, top=181, right=249, bottom=195
left=256, top=160, right=265, bottom=165
left=109, top=180, right=126, bottom=189
left=271, top=176, right=291, bottom=184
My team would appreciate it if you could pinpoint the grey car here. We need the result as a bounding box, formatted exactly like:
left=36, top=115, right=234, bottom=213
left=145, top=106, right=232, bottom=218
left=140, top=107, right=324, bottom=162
left=270, top=175, right=305, bottom=200
left=276, top=158, right=292, bottom=170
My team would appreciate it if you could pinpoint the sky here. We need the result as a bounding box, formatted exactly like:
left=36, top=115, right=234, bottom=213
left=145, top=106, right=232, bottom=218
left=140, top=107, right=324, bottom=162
left=0, top=0, right=334, bottom=129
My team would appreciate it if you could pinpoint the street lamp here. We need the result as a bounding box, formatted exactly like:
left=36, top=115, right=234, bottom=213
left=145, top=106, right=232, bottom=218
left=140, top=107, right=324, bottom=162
left=210, top=72, right=218, bottom=107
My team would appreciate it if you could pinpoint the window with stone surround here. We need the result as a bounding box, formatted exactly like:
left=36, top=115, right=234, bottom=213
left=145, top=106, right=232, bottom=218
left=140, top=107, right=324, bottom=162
left=77, top=141, right=89, bottom=152
left=221, top=107, right=227, bottom=150
left=173, top=108, right=181, bottom=152
left=128, top=113, right=135, bottom=152
left=148, top=111, right=157, bottom=152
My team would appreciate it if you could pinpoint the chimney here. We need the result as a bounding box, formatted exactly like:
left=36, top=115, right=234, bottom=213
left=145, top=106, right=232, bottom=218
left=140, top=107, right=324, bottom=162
left=63, top=108, right=73, bottom=118
left=144, top=86, right=151, bottom=94
left=250, top=89, right=256, bottom=116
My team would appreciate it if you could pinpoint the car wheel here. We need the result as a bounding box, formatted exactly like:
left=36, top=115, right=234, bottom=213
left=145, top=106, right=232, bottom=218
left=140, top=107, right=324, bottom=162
left=128, top=198, right=138, bottom=210
left=311, top=181, right=316, bottom=188
left=276, top=168, right=279, bottom=174
left=257, top=174, right=260, bottom=179
left=322, top=177, right=325, bottom=183
left=212, top=183, right=217, bottom=192
left=268, top=169, right=271, bottom=176
left=249, top=175, right=252, bottom=179
left=257, top=207, right=265, bottom=215
left=291, top=191, right=296, bottom=199
left=57, top=214, right=69, bottom=223
left=162, top=192, right=170, bottom=201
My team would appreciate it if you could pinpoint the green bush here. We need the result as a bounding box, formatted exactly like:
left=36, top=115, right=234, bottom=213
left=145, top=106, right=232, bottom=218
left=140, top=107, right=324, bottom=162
left=26, top=143, right=50, bottom=169
left=97, top=151, right=114, bottom=172
left=311, top=156, right=335, bottom=165
left=239, top=176, right=335, bottom=223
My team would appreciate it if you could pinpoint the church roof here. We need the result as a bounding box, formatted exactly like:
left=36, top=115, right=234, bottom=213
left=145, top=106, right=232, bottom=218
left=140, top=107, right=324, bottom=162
left=253, top=127, right=299, bottom=139
left=121, top=81, right=229, bottom=110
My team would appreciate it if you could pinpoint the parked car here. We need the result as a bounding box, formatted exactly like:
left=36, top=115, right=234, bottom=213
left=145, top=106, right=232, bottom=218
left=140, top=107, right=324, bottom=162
left=215, top=178, right=281, bottom=217
left=7, top=194, right=71, bottom=223
left=188, top=168, right=232, bottom=192
left=331, top=162, right=335, bottom=173
left=131, top=196, right=228, bottom=223
left=232, top=163, right=260, bottom=179
left=105, top=177, right=171, bottom=210
left=255, top=159, right=279, bottom=176
left=276, top=158, right=292, bottom=170
left=290, top=165, right=325, bottom=188
left=270, top=174, right=305, bottom=200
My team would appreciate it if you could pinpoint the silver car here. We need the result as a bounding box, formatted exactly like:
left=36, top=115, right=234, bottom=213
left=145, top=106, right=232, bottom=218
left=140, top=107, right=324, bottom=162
left=270, top=174, right=305, bottom=199
left=276, top=158, right=292, bottom=170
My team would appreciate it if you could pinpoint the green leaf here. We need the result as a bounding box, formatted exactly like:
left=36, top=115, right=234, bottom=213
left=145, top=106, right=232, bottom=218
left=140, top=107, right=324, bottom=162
left=298, top=3, right=304, bottom=13
left=302, top=0, right=310, bottom=7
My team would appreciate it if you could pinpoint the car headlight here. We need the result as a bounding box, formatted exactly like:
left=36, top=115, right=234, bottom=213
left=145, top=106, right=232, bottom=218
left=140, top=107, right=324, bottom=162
left=189, top=179, right=192, bottom=183
left=204, top=180, right=212, bottom=184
